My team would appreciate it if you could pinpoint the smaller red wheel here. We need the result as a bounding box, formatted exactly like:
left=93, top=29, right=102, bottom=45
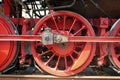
left=0, top=15, right=18, bottom=72
left=31, top=11, right=96, bottom=76
left=109, top=19, right=120, bottom=69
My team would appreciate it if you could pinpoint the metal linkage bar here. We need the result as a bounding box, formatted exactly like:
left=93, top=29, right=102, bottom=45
left=0, top=35, right=120, bottom=43
left=68, top=36, right=120, bottom=43
left=0, top=35, right=42, bottom=41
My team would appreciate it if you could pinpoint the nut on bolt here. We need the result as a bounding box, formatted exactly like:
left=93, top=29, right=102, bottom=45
left=44, top=35, right=50, bottom=41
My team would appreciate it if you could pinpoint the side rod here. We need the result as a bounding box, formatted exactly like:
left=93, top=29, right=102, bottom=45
left=0, top=35, right=42, bottom=41
left=0, top=35, right=120, bottom=43
left=68, top=36, right=120, bottom=43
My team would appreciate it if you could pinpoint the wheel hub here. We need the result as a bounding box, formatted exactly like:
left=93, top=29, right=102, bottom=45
left=58, top=43, right=69, bottom=50
left=53, top=42, right=74, bottom=56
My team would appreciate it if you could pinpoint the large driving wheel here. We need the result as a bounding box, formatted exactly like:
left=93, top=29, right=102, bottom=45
left=31, top=11, right=96, bottom=76
left=109, top=19, right=120, bottom=70
left=0, top=15, right=18, bottom=72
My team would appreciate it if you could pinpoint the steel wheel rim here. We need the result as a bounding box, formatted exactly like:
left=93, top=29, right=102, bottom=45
left=109, top=19, right=120, bottom=69
left=31, top=11, right=96, bottom=76
left=0, top=15, right=18, bottom=71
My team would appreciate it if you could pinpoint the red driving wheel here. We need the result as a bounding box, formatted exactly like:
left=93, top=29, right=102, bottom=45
left=109, top=19, right=120, bottom=69
left=0, top=15, right=18, bottom=72
left=31, top=11, right=96, bottom=76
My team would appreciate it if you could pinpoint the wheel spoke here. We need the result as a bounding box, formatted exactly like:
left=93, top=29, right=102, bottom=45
left=68, top=18, right=77, bottom=34
left=86, top=30, right=90, bottom=35
left=116, top=54, right=120, bottom=58
left=55, top=56, right=60, bottom=70
left=64, top=56, right=68, bottom=70
left=63, top=15, right=67, bottom=31
left=73, top=25, right=85, bottom=36
left=41, top=49, right=51, bottom=56
left=45, top=54, right=55, bottom=65
left=74, top=50, right=80, bottom=56
left=43, top=23, right=47, bottom=28
left=70, top=54, right=75, bottom=61
left=36, top=52, right=41, bottom=57
left=52, top=15, right=59, bottom=31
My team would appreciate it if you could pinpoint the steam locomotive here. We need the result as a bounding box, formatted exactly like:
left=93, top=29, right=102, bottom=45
left=0, top=0, right=120, bottom=76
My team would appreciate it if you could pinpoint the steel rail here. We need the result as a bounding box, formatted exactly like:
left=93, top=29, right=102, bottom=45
left=0, top=35, right=120, bottom=43
left=0, top=75, right=120, bottom=80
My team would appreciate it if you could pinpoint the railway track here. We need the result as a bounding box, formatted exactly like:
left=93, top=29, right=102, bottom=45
left=0, top=75, right=120, bottom=80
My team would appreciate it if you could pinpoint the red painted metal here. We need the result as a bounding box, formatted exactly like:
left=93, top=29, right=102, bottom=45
left=2, top=0, right=120, bottom=76
left=1, top=35, right=120, bottom=42
left=0, top=15, right=18, bottom=71
left=0, top=35, right=42, bottom=41
left=20, top=19, right=38, bottom=64
left=68, top=36, right=120, bottom=42
left=31, top=11, right=96, bottom=76
left=97, top=18, right=109, bottom=66
left=4, top=0, right=11, bottom=17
